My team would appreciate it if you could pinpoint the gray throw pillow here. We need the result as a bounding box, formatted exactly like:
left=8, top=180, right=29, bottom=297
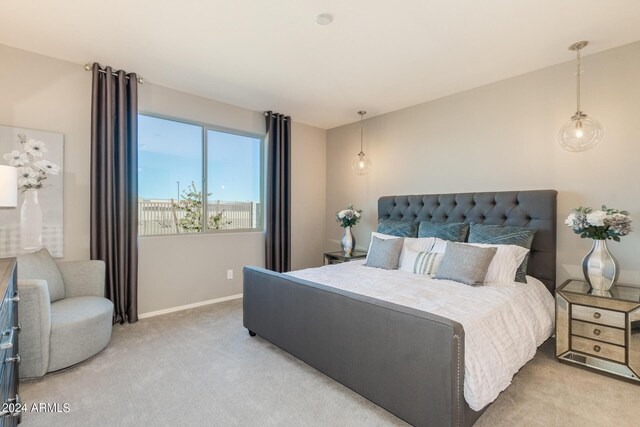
left=17, top=248, right=65, bottom=302
left=365, top=235, right=404, bottom=270
left=434, top=242, right=497, bottom=286
left=468, top=224, right=537, bottom=283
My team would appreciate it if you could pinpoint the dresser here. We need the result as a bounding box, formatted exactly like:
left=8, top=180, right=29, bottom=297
left=556, top=279, right=640, bottom=384
left=0, top=258, right=20, bottom=425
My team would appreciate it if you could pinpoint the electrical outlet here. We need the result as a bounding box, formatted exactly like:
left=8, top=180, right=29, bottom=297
left=227, top=269, right=234, bottom=280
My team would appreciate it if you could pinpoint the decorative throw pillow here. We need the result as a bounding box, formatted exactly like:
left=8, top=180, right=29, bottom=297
left=399, top=237, right=436, bottom=267
left=365, top=235, right=404, bottom=270
left=16, top=248, right=65, bottom=302
left=402, top=237, right=436, bottom=254
left=399, top=248, right=443, bottom=276
left=377, top=219, right=419, bottom=237
left=468, top=243, right=529, bottom=285
left=434, top=242, right=497, bottom=286
left=468, top=224, right=537, bottom=283
left=430, top=238, right=528, bottom=284
left=366, top=232, right=402, bottom=263
left=418, top=222, right=469, bottom=242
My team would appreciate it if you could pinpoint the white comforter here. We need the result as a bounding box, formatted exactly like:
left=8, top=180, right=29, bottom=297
left=287, top=261, right=555, bottom=411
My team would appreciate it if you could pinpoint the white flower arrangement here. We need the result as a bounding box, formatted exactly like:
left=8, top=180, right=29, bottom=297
left=565, top=206, right=632, bottom=241
left=336, top=205, right=362, bottom=228
left=3, top=134, right=60, bottom=192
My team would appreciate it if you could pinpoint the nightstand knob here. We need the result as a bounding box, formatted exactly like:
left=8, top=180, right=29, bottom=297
left=593, top=312, right=601, bottom=319
left=593, top=345, right=601, bottom=353
left=593, top=328, right=601, bottom=336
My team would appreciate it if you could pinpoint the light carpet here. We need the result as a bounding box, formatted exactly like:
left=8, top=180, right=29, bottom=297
left=19, top=299, right=639, bottom=426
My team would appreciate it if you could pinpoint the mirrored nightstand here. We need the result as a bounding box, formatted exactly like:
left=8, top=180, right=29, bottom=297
left=556, top=279, right=640, bottom=384
left=323, top=251, right=367, bottom=266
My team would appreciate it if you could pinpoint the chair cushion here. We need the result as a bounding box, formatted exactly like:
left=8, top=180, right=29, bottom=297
left=48, top=296, right=113, bottom=372
left=17, top=248, right=65, bottom=302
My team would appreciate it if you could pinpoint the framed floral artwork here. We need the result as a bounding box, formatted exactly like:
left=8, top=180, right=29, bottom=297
left=0, top=125, right=64, bottom=257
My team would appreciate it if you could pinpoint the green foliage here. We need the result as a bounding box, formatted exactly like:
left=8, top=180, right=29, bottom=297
left=209, top=211, right=232, bottom=230
left=174, top=182, right=232, bottom=232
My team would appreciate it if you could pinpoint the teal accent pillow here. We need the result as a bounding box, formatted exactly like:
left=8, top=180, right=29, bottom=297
left=377, top=219, right=419, bottom=237
left=468, top=224, right=537, bottom=283
left=418, top=222, right=469, bottom=242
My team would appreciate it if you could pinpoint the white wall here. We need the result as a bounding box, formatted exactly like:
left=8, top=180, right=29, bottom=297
left=138, top=84, right=327, bottom=314
left=0, top=44, right=327, bottom=315
left=326, top=41, right=640, bottom=286
left=0, top=44, right=92, bottom=261
left=291, top=122, right=327, bottom=270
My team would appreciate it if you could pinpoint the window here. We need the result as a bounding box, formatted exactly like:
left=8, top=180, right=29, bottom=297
left=138, top=114, right=263, bottom=236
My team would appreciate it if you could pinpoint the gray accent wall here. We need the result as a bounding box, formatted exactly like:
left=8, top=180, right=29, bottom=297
left=326, top=41, right=640, bottom=287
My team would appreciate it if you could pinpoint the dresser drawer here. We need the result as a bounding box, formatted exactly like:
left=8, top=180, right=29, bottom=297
left=571, top=335, right=626, bottom=363
left=572, top=304, right=625, bottom=328
left=571, top=320, right=625, bottom=346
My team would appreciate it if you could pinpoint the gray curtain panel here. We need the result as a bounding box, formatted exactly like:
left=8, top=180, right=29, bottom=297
left=265, top=111, right=291, bottom=272
left=90, top=63, right=139, bottom=324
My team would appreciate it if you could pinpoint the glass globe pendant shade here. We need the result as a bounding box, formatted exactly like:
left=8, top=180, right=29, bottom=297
left=352, top=152, right=372, bottom=175
left=557, top=113, right=603, bottom=152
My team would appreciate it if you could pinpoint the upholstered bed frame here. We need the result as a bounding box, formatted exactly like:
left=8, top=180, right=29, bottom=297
left=243, top=190, right=557, bottom=426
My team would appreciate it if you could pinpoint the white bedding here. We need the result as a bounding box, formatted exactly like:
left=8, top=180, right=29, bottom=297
left=287, top=261, right=555, bottom=411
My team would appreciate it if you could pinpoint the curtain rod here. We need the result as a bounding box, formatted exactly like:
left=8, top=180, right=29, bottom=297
left=263, top=112, right=290, bottom=121
left=84, top=64, right=144, bottom=84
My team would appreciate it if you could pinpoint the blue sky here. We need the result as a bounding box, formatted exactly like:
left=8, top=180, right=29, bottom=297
left=138, top=115, right=261, bottom=202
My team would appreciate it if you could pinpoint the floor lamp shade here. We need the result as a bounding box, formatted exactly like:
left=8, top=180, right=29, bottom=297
left=0, top=165, right=18, bottom=207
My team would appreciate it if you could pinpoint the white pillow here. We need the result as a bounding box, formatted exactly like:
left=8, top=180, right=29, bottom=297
left=400, top=237, right=436, bottom=265
left=399, top=248, right=443, bottom=276
left=403, top=237, right=436, bottom=253
left=432, top=238, right=529, bottom=284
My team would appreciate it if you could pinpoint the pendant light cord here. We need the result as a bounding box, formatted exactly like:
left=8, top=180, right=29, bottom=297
left=576, top=47, right=581, bottom=113
left=357, top=110, right=366, bottom=155
left=360, top=114, right=364, bottom=153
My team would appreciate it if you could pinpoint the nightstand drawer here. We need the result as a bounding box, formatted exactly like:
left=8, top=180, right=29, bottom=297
left=572, top=304, right=625, bottom=328
left=571, top=320, right=625, bottom=346
left=572, top=335, right=626, bottom=363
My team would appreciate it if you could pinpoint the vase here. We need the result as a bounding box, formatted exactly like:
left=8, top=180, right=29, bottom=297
left=582, top=239, right=619, bottom=291
left=341, top=226, right=356, bottom=257
left=20, top=189, right=43, bottom=251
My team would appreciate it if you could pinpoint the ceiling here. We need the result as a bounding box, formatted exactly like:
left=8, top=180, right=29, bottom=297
left=1, top=1, right=640, bottom=129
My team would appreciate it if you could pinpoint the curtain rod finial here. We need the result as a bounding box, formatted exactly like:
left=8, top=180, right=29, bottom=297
left=84, top=63, right=93, bottom=71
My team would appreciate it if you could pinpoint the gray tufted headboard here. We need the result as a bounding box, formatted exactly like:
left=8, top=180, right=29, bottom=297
left=378, top=190, right=557, bottom=292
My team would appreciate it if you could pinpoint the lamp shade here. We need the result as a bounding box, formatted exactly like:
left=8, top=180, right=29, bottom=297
left=0, top=165, right=18, bottom=207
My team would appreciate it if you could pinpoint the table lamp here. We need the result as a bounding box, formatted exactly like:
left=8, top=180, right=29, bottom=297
left=0, top=165, right=17, bottom=207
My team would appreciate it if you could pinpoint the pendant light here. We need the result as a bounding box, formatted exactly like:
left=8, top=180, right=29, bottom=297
left=558, top=41, right=603, bottom=152
left=352, top=111, right=372, bottom=175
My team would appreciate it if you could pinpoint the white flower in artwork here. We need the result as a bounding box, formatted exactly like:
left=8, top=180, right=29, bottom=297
left=25, top=139, right=48, bottom=158
left=17, top=167, right=39, bottom=187
left=586, top=210, right=607, bottom=227
left=354, top=211, right=361, bottom=218
left=338, top=210, right=346, bottom=219
left=34, top=159, right=61, bottom=175
left=2, top=150, right=29, bottom=167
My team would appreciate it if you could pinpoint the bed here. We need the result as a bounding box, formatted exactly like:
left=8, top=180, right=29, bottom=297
left=243, top=190, right=557, bottom=426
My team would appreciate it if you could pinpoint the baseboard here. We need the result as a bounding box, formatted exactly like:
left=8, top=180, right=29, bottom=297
left=138, top=293, right=243, bottom=319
